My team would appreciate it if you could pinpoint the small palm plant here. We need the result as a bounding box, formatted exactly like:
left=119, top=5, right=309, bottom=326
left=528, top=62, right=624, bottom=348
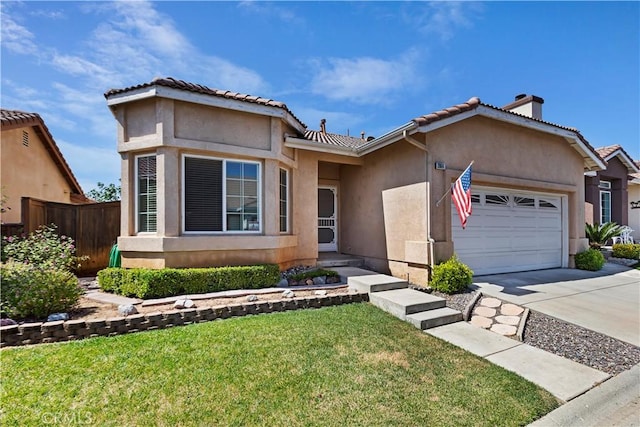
left=585, top=222, right=624, bottom=248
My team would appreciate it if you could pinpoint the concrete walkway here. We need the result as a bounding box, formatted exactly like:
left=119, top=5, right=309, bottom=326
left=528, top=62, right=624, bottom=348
left=529, top=363, right=640, bottom=426
left=426, top=322, right=611, bottom=402
left=471, top=263, right=640, bottom=346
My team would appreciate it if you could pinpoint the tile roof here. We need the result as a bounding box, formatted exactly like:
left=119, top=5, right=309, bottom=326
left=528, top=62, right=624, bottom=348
left=595, top=144, right=622, bottom=159
left=303, top=130, right=368, bottom=149
left=594, top=144, right=640, bottom=174
left=412, top=97, right=482, bottom=126
left=104, top=77, right=306, bottom=128
left=0, top=108, right=87, bottom=199
left=0, top=109, right=41, bottom=126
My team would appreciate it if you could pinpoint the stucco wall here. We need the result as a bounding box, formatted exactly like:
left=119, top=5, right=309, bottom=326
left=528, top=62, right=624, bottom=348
left=338, top=116, right=587, bottom=283
left=340, top=141, right=427, bottom=278
left=174, top=101, right=271, bottom=150
left=1, top=127, right=73, bottom=223
left=115, top=97, right=333, bottom=269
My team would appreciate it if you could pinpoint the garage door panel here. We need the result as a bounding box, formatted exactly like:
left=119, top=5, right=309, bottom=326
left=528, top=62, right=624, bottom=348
left=452, top=189, right=564, bottom=275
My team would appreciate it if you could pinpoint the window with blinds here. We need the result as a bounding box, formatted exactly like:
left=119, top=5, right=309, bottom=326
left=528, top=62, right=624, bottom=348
left=183, top=156, right=261, bottom=233
left=137, top=155, right=157, bottom=233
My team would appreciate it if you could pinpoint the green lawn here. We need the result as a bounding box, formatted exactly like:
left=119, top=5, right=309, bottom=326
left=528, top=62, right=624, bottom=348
left=0, top=303, right=557, bottom=426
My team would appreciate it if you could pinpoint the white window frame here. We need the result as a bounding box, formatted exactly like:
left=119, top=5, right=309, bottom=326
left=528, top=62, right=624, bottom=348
left=279, top=168, right=289, bottom=233
left=135, top=154, right=157, bottom=234
left=181, top=154, right=262, bottom=234
left=600, top=189, right=612, bottom=224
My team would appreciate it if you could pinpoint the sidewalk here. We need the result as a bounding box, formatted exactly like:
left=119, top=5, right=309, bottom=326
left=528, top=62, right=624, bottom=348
left=529, top=364, right=640, bottom=426
left=426, top=321, right=611, bottom=402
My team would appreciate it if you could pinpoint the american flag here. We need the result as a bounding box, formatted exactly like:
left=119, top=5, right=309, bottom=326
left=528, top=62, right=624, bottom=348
left=452, top=162, right=473, bottom=229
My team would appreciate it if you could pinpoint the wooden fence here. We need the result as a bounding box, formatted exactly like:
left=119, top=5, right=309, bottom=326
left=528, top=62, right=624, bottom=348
left=1, top=198, right=121, bottom=275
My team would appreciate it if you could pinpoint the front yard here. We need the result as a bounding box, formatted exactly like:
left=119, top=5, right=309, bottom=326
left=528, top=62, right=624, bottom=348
left=0, top=303, right=557, bottom=426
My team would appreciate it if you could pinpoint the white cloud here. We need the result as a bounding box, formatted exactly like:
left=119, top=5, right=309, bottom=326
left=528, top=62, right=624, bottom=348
left=56, top=140, right=121, bottom=191
left=310, top=49, right=421, bottom=105
left=0, top=7, right=39, bottom=55
left=237, top=1, right=300, bottom=24
left=408, top=2, right=482, bottom=41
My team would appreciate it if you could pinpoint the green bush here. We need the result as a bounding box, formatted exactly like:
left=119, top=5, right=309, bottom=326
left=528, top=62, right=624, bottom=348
left=574, top=249, right=605, bottom=271
left=430, top=255, right=473, bottom=294
left=585, top=222, right=623, bottom=248
left=290, top=268, right=338, bottom=281
left=97, top=264, right=281, bottom=299
left=0, top=262, right=83, bottom=319
left=1, top=224, right=87, bottom=272
left=612, top=243, right=640, bottom=260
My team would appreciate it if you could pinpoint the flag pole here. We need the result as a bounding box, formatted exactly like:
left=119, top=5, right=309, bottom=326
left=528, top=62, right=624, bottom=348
left=435, top=161, right=474, bottom=207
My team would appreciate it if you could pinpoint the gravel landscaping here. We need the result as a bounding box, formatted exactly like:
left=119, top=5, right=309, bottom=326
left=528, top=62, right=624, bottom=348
left=523, top=310, right=640, bottom=376
left=436, top=288, right=640, bottom=376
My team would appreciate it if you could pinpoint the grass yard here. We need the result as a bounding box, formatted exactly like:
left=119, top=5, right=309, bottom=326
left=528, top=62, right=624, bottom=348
left=0, top=303, right=557, bottom=426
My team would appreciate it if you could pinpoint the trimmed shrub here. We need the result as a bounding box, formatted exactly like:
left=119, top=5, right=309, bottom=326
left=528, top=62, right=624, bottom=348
left=430, top=255, right=473, bottom=294
left=0, top=262, right=83, bottom=319
left=290, top=268, right=339, bottom=281
left=612, top=243, right=640, bottom=260
left=575, top=249, right=605, bottom=271
left=97, top=264, right=281, bottom=299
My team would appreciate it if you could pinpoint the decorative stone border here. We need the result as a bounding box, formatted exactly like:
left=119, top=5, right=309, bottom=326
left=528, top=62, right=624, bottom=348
left=0, top=293, right=369, bottom=348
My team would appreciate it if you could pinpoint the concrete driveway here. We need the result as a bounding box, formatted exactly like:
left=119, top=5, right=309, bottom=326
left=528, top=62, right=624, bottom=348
left=471, top=263, right=640, bottom=346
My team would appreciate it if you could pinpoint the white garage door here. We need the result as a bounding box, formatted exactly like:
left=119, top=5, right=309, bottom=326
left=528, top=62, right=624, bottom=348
left=452, top=188, right=564, bottom=275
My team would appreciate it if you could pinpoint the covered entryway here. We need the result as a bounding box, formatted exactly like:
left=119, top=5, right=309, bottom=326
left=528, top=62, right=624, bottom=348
left=452, top=187, right=566, bottom=275
left=318, top=186, right=338, bottom=252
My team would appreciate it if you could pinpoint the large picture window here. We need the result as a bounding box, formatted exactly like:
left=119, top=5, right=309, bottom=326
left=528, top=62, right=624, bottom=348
left=136, top=155, right=157, bottom=233
left=183, top=156, right=261, bottom=233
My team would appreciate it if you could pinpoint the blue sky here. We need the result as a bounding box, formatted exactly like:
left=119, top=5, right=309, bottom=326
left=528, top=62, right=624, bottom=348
left=2, top=1, right=638, bottom=193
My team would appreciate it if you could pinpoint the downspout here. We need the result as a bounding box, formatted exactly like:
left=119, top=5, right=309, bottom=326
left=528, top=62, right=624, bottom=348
left=402, top=130, right=436, bottom=274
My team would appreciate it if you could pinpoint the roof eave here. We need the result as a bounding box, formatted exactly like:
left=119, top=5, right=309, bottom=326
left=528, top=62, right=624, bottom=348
left=355, top=122, right=417, bottom=156
left=106, top=85, right=307, bottom=134
left=284, top=136, right=360, bottom=157
left=604, top=149, right=640, bottom=174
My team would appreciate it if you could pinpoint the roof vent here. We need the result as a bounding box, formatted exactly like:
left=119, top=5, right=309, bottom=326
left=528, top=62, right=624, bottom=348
left=320, top=118, right=326, bottom=134
left=361, top=131, right=365, bottom=140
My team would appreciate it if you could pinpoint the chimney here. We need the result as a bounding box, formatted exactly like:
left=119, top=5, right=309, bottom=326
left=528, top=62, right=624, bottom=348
left=360, top=131, right=365, bottom=140
left=502, top=94, right=544, bottom=120
left=320, top=119, right=326, bottom=134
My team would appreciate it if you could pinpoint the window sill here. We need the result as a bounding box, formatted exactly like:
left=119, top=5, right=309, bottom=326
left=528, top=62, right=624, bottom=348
left=118, top=234, right=298, bottom=252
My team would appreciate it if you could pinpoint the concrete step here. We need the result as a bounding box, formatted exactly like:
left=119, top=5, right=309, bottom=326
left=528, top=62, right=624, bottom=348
left=317, top=257, right=364, bottom=268
left=406, top=307, right=463, bottom=330
left=348, top=274, right=409, bottom=293
left=369, top=289, right=446, bottom=320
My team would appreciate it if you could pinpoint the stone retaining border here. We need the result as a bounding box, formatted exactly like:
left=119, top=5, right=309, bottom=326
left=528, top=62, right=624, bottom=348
left=0, top=293, right=369, bottom=348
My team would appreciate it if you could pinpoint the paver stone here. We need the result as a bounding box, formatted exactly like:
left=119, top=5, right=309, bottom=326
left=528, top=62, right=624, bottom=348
left=470, top=316, right=493, bottom=329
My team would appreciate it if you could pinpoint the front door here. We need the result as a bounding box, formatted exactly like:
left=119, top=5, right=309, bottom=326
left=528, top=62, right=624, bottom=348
left=318, top=186, right=338, bottom=252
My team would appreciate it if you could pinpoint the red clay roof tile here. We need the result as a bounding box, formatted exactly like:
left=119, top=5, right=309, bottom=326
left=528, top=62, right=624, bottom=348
left=104, top=77, right=306, bottom=129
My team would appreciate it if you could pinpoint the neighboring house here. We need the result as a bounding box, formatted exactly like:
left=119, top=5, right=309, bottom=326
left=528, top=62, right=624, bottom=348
left=629, top=162, right=640, bottom=242
left=584, top=144, right=640, bottom=229
left=105, top=78, right=605, bottom=281
left=0, top=109, right=89, bottom=224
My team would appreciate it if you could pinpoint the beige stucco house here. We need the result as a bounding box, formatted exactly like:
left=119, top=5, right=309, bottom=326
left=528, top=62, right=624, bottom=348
left=105, top=78, right=606, bottom=282
left=0, top=109, right=88, bottom=224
